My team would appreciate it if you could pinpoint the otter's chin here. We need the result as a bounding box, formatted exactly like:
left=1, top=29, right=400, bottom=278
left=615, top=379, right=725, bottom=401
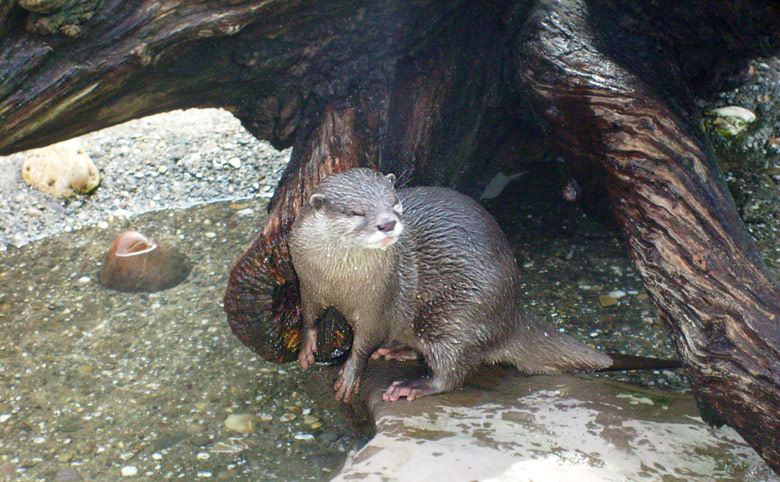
left=365, top=235, right=399, bottom=250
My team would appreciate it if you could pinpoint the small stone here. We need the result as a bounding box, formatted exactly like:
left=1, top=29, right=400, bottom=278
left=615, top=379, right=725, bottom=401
left=204, top=232, right=216, bottom=238
left=196, top=452, right=210, bottom=460
left=294, top=432, right=315, bottom=441
left=152, top=453, right=163, bottom=460
left=302, top=415, right=319, bottom=425
left=608, top=290, right=626, bottom=299
left=57, top=452, right=74, bottom=463
left=121, top=465, right=138, bottom=477
left=706, top=106, right=756, bottom=136
left=229, top=202, right=249, bottom=210
left=279, top=413, right=296, bottom=422
left=54, top=466, right=83, bottom=482
left=120, top=451, right=135, bottom=461
left=310, top=422, right=323, bottom=430
left=197, top=472, right=213, bottom=478
left=78, top=276, right=90, bottom=284
left=21, top=139, right=101, bottom=198
left=26, top=206, right=43, bottom=217
left=227, top=157, right=241, bottom=169
left=259, top=414, right=273, bottom=422
left=599, top=295, right=618, bottom=307
left=224, top=414, right=259, bottom=433
left=0, top=414, right=11, bottom=423
left=158, top=166, right=168, bottom=174
left=97, top=221, right=109, bottom=229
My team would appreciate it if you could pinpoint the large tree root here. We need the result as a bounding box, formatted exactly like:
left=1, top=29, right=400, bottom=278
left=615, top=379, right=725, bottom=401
left=517, top=0, right=780, bottom=470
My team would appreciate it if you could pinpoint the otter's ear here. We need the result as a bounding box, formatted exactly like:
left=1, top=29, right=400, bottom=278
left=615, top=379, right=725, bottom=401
left=385, top=173, right=397, bottom=186
left=309, top=193, right=327, bottom=210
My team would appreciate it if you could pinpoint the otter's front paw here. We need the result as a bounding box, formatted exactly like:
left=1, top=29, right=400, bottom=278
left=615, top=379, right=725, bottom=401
left=334, top=368, right=361, bottom=402
left=298, top=330, right=317, bottom=370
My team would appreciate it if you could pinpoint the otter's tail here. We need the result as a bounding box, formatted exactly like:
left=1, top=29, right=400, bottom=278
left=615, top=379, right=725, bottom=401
left=486, top=323, right=613, bottom=375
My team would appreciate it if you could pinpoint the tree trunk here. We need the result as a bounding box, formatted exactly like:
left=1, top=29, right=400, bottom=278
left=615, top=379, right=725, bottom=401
left=2, top=0, right=780, bottom=473
left=516, top=0, right=780, bottom=470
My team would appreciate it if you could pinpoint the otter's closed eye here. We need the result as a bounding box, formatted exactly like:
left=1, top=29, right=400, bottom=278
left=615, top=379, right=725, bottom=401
left=350, top=210, right=364, bottom=217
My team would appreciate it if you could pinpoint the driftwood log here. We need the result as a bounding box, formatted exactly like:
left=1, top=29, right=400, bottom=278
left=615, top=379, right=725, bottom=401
left=1, top=0, right=779, bottom=472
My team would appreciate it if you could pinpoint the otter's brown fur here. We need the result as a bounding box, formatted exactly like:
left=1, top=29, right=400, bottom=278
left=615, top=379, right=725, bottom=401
left=289, top=168, right=612, bottom=402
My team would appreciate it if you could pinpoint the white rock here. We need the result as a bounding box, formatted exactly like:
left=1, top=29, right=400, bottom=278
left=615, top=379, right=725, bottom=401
left=224, top=414, right=259, bottom=433
left=121, top=465, right=138, bottom=477
left=21, top=139, right=101, bottom=198
left=608, top=290, right=627, bottom=299
left=707, top=106, right=757, bottom=136
left=227, top=157, right=242, bottom=169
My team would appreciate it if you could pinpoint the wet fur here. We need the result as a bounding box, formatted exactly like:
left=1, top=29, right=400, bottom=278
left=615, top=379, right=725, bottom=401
left=289, top=168, right=612, bottom=401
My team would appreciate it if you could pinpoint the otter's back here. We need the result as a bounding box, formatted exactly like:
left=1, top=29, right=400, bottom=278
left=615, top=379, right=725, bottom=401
left=396, top=187, right=522, bottom=335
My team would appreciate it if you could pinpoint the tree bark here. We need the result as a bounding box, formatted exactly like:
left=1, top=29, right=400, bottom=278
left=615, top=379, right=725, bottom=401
left=2, top=0, right=780, bottom=473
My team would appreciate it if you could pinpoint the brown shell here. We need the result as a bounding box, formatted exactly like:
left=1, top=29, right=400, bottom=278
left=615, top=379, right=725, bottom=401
left=99, top=231, right=191, bottom=292
left=223, top=231, right=352, bottom=364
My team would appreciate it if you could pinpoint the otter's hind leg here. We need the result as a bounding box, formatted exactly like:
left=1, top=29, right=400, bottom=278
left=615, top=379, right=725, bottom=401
left=383, top=342, right=478, bottom=401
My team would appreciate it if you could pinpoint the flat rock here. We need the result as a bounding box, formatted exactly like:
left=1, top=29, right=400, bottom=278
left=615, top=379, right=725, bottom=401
left=313, top=362, right=778, bottom=482
left=21, top=139, right=100, bottom=198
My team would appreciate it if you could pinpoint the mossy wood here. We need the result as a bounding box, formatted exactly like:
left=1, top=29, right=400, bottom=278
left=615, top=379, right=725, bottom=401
left=1, top=0, right=779, bottom=472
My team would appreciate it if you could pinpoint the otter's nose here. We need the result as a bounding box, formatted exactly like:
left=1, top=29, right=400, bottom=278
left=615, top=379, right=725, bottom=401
left=377, top=220, right=396, bottom=233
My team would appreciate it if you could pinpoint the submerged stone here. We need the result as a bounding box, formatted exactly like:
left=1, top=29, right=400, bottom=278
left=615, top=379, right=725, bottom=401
left=99, top=231, right=191, bottom=292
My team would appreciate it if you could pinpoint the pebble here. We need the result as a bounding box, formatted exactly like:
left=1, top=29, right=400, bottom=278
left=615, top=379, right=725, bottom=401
left=280, top=413, right=297, bottom=422
left=0, top=414, right=11, bottom=423
left=227, top=157, right=241, bottom=169
left=204, top=232, right=216, bottom=238
left=224, top=414, right=259, bottom=433
left=120, top=466, right=138, bottom=477
left=599, top=295, right=618, bottom=307
left=97, top=220, right=109, bottom=229
left=196, top=452, right=210, bottom=460
left=608, top=290, right=627, bottom=299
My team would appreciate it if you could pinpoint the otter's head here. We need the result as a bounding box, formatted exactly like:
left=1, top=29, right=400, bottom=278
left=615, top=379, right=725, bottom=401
left=308, top=168, right=404, bottom=250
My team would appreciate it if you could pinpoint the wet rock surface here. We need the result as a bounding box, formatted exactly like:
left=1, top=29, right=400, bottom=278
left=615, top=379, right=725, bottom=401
left=329, top=363, right=778, bottom=482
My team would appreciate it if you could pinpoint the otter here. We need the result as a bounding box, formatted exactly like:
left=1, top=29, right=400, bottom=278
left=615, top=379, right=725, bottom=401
left=289, top=168, right=613, bottom=402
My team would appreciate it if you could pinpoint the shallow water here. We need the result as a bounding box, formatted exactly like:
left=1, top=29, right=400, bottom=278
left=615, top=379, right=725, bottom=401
left=0, top=199, right=363, bottom=481
left=1, top=147, right=777, bottom=480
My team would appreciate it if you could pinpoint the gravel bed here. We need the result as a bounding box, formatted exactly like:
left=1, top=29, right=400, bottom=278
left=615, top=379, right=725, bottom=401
left=0, top=108, right=290, bottom=250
